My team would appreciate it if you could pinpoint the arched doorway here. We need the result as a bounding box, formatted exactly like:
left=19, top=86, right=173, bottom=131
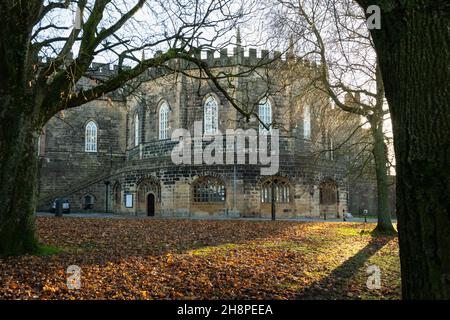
left=136, top=177, right=161, bottom=215
left=260, top=176, right=292, bottom=218
left=147, top=193, right=155, bottom=216
left=82, top=194, right=95, bottom=210
left=319, top=179, right=338, bottom=218
left=113, top=182, right=121, bottom=210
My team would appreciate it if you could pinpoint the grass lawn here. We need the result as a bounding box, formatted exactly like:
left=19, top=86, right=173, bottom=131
left=0, top=217, right=401, bottom=299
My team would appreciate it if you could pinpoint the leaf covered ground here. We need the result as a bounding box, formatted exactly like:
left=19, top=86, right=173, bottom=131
left=0, top=217, right=401, bottom=299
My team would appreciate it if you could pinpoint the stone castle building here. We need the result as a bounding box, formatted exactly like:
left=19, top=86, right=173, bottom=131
left=36, top=43, right=385, bottom=218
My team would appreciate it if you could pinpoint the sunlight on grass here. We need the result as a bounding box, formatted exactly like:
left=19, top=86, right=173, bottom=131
left=335, top=227, right=372, bottom=237
left=188, top=243, right=241, bottom=256
left=278, top=281, right=303, bottom=291
left=259, top=241, right=309, bottom=253
left=188, top=240, right=311, bottom=256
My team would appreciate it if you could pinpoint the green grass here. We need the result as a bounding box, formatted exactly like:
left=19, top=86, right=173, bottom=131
left=277, top=281, right=303, bottom=291
left=188, top=243, right=241, bottom=256
left=189, top=240, right=310, bottom=256
left=370, top=228, right=398, bottom=237
left=335, top=227, right=372, bottom=237
left=34, top=244, right=64, bottom=256
left=259, top=240, right=309, bottom=253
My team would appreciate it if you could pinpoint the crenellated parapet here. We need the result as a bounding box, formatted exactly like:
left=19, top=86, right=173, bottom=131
left=81, top=45, right=317, bottom=81
left=38, top=44, right=318, bottom=99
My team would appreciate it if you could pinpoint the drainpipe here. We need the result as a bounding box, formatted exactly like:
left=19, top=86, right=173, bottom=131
left=109, top=145, right=113, bottom=169
left=271, top=177, right=276, bottom=221
left=233, top=164, right=237, bottom=213
left=104, top=180, right=110, bottom=213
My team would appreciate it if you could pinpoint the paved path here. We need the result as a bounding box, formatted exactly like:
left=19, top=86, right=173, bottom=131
left=35, top=212, right=391, bottom=223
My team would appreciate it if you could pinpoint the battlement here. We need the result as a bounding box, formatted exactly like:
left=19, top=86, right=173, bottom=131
left=38, top=45, right=316, bottom=96
left=82, top=45, right=316, bottom=79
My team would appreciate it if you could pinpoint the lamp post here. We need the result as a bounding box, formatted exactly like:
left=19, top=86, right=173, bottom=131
left=271, top=177, right=277, bottom=221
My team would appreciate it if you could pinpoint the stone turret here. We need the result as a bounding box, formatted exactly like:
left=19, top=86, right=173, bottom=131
left=233, top=27, right=244, bottom=64
left=344, top=92, right=361, bottom=106
left=287, top=35, right=295, bottom=60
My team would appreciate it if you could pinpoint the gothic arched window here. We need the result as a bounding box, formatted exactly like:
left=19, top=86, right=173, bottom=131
left=193, top=176, right=225, bottom=202
left=204, top=96, right=219, bottom=134
left=159, top=102, right=170, bottom=140
left=83, top=194, right=95, bottom=209
left=85, top=121, right=98, bottom=152
left=259, top=98, right=272, bottom=133
left=134, top=112, right=140, bottom=147
left=319, top=179, right=338, bottom=205
left=261, top=177, right=291, bottom=203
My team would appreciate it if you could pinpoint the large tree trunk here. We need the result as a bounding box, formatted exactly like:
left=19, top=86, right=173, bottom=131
left=371, top=122, right=395, bottom=234
left=0, top=1, right=42, bottom=256
left=0, top=98, right=40, bottom=256
left=360, top=1, right=450, bottom=299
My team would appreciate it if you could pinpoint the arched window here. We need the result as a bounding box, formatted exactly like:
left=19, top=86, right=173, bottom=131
left=259, top=98, right=272, bottom=133
left=204, top=96, right=219, bottom=134
left=83, top=194, right=95, bottom=209
left=85, top=121, right=98, bottom=152
left=134, top=113, right=140, bottom=147
left=261, top=177, right=291, bottom=203
left=37, top=135, right=41, bottom=156
left=319, top=179, right=337, bottom=205
left=193, top=176, right=225, bottom=202
left=321, top=129, right=334, bottom=160
left=303, top=105, right=311, bottom=139
left=159, top=102, right=170, bottom=139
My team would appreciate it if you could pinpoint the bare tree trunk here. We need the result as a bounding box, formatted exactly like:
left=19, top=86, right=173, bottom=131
left=358, top=0, right=450, bottom=299
left=371, top=121, right=395, bottom=234
left=0, top=1, right=42, bottom=256
left=0, top=96, right=39, bottom=256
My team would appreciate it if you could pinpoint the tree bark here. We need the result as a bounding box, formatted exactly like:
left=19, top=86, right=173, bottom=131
left=358, top=0, right=450, bottom=299
left=0, top=97, right=40, bottom=256
left=0, top=3, right=41, bottom=256
left=370, top=121, right=396, bottom=234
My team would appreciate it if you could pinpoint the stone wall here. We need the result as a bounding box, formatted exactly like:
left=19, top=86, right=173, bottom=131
left=36, top=53, right=375, bottom=218
left=37, top=98, right=127, bottom=211
left=102, top=150, right=349, bottom=218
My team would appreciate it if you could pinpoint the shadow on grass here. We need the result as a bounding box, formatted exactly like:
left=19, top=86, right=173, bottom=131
left=297, top=236, right=394, bottom=299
